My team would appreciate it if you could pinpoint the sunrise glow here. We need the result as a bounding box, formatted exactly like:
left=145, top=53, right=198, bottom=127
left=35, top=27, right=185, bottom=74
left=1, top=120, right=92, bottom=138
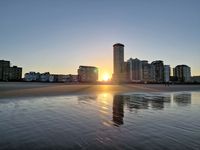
left=102, top=73, right=110, bottom=81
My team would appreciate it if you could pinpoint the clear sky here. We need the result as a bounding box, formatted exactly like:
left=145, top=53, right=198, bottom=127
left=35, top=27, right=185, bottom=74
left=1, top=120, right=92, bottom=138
left=0, top=0, right=200, bottom=80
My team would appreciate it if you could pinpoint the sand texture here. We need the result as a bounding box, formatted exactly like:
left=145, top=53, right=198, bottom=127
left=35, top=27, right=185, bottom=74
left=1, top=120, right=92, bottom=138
left=0, top=82, right=200, bottom=99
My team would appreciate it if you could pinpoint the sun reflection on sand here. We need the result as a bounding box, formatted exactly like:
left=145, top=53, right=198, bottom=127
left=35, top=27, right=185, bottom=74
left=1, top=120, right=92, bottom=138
left=97, top=93, right=113, bottom=126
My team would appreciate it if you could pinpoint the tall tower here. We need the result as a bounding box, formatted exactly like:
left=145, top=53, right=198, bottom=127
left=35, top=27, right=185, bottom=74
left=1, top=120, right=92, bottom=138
left=112, top=43, right=127, bottom=83
left=113, top=43, right=124, bottom=74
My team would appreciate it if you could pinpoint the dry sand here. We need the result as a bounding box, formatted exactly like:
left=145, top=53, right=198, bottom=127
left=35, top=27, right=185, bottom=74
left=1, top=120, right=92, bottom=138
left=0, top=82, right=200, bottom=99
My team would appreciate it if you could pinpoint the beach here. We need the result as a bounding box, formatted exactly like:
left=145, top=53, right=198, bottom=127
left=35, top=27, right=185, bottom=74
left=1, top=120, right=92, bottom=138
left=1, top=82, right=200, bottom=149
left=0, top=82, right=200, bottom=99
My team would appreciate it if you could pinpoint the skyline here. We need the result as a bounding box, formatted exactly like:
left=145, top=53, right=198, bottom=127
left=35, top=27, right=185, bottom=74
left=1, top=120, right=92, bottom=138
left=0, top=0, right=200, bottom=80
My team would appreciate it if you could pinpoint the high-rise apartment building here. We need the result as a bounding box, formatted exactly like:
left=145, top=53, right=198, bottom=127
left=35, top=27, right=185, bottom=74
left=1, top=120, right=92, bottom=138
left=141, top=60, right=155, bottom=82
left=0, top=60, right=10, bottom=81
left=113, top=43, right=124, bottom=74
left=151, top=60, right=164, bottom=83
left=112, top=43, right=128, bottom=82
left=111, top=44, right=191, bottom=83
left=0, top=60, right=22, bottom=81
left=174, top=65, right=191, bottom=82
left=128, top=58, right=143, bottom=82
left=164, top=65, right=170, bottom=82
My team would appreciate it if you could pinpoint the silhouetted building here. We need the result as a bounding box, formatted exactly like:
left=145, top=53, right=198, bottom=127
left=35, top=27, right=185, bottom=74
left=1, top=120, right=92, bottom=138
left=113, top=43, right=124, bottom=75
left=78, top=66, right=98, bottom=82
left=112, top=43, right=128, bottom=83
left=111, top=44, right=192, bottom=83
left=151, top=60, right=164, bottom=83
left=141, top=60, right=155, bottom=82
left=9, top=66, right=22, bottom=81
left=0, top=60, right=22, bottom=81
left=173, top=65, right=191, bottom=82
left=164, top=65, right=170, bottom=82
left=0, top=60, right=10, bottom=81
left=128, top=58, right=143, bottom=82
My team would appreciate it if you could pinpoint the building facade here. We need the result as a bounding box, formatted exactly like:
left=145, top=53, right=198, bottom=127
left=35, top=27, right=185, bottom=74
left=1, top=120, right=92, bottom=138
left=0, top=60, right=10, bottom=81
left=24, top=72, right=40, bottom=81
left=111, top=44, right=193, bottom=84
left=174, top=65, right=191, bottom=82
left=40, top=72, right=50, bottom=82
left=9, top=66, right=22, bottom=81
left=141, top=60, right=155, bottom=83
left=78, top=66, right=98, bottom=82
left=128, top=58, right=143, bottom=82
left=164, top=65, right=170, bottom=82
left=0, top=60, right=22, bottom=81
left=151, top=60, right=164, bottom=83
left=112, top=43, right=128, bottom=83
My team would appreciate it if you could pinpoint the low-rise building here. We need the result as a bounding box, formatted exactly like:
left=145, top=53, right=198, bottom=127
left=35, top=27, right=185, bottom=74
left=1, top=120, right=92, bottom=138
left=49, top=74, right=58, bottom=82
left=40, top=72, right=50, bottom=82
left=24, top=72, right=40, bottom=82
left=57, top=75, right=68, bottom=82
left=49, top=74, right=78, bottom=82
left=191, top=76, right=200, bottom=83
left=25, top=72, right=79, bottom=83
left=78, top=66, right=98, bottom=82
left=66, top=74, right=78, bottom=82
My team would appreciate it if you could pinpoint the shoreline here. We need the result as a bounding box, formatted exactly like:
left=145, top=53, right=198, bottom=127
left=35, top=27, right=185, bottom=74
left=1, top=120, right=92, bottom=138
left=0, top=82, right=200, bottom=99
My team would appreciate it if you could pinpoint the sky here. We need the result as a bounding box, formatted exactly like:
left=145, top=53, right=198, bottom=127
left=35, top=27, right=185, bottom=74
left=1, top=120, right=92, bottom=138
left=0, top=0, right=200, bottom=80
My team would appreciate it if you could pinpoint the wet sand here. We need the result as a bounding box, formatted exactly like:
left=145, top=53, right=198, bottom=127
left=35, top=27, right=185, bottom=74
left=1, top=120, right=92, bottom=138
left=0, top=82, right=200, bottom=99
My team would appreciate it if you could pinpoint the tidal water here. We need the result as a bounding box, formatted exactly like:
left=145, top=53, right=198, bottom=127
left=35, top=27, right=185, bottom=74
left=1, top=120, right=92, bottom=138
left=0, top=92, right=200, bottom=150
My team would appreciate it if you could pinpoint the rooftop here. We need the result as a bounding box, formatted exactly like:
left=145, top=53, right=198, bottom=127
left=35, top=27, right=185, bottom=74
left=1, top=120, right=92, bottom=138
left=79, top=66, right=98, bottom=69
left=113, top=43, right=124, bottom=47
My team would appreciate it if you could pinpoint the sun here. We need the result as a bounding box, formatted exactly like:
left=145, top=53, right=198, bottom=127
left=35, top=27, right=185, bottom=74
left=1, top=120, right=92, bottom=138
left=102, top=73, right=110, bottom=81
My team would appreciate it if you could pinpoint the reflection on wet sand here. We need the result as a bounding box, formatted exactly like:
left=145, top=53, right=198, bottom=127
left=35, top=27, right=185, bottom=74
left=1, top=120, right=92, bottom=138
left=76, top=93, right=192, bottom=126
left=78, top=95, right=97, bottom=103
left=150, top=96, right=171, bottom=109
left=173, top=93, right=191, bottom=106
left=113, top=95, right=124, bottom=126
left=115, top=93, right=171, bottom=110
left=111, top=93, right=194, bottom=126
left=126, top=94, right=149, bottom=110
left=112, top=93, right=171, bottom=126
left=0, top=91, right=199, bottom=150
